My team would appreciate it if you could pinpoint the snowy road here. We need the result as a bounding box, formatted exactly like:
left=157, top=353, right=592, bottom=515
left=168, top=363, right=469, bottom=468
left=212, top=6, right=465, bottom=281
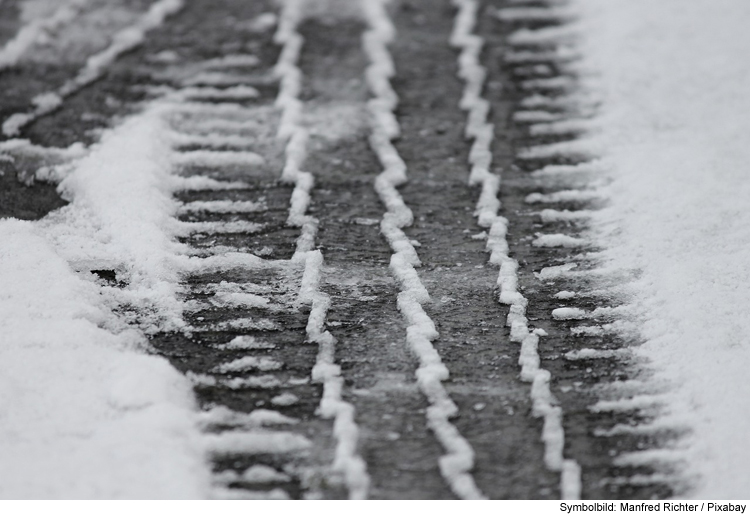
left=1, top=0, right=749, bottom=499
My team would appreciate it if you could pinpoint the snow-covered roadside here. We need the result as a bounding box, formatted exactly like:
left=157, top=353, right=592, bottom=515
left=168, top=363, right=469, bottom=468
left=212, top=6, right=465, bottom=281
left=0, top=107, right=210, bottom=498
left=570, top=0, right=750, bottom=498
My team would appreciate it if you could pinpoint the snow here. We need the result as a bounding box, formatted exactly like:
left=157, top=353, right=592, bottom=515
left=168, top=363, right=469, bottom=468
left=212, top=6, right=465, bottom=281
left=518, top=138, right=596, bottom=161
left=198, top=407, right=298, bottom=428
left=190, top=373, right=282, bottom=390
left=536, top=263, right=577, bottom=281
left=210, top=488, right=290, bottom=500
left=194, top=317, right=278, bottom=332
left=533, top=233, right=586, bottom=248
left=570, top=0, right=750, bottom=497
left=538, top=209, right=591, bottom=223
left=530, top=119, right=591, bottom=137
left=2, top=0, right=184, bottom=136
left=170, top=131, right=258, bottom=149
left=218, top=336, right=276, bottom=351
left=0, top=221, right=209, bottom=498
left=453, top=0, right=581, bottom=499
left=215, top=465, right=291, bottom=485
left=172, top=175, right=250, bottom=191
left=364, top=0, right=485, bottom=500
left=173, top=149, right=265, bottom=167
left=272, top=393, right=300, bottom=407
left=179, top=200, right=266, bottom=214
left=183, top=72, right=262, bottom=87
left=590, top=395, right=667, bottom=414
left=274, top=0, right=370, bottom=499
left=212, top=357, right=283, bottom=373
left=0, top=0, right=91, bottom=70
left=203, top=430, right=312, bottom=455
left=513, top=110, right=560, bottom=123
left=0, top=76, right=259, bottom=498
left=41, top=106, right=190, bottom=333
left=525, top=189, right=598, bottom=204
left=495, top=7, right=574, bottom=23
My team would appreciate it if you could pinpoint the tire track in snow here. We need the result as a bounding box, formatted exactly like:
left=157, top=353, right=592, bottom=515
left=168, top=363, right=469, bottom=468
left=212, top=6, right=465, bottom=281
left=451, top=0, right=581, bottom=500
left=144, top=0, right=369, bottom=499
left=291, top=12, right=456, bottom=499
left=373, top=0, right=559, bottom=499
left=1, top=0, right=351, bottom=500
left=491, top=0, right=683, bottom=498
left=362, top=0, right=485, bottom=500
left=2, top=0, right=185, bottom=137
left=272, top=0, right=369, bottom=499
left=126, top=3, right=342, bottom=498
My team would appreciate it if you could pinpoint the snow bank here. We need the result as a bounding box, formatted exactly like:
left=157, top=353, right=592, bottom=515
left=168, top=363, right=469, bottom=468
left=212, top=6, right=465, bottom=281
left=0, top=221, right=209, bottom=498
left=0, top=94, right=214, bottom=498
left=42, top=105, right=187, bottom=332
left=572, top=0, right=750, bottom=498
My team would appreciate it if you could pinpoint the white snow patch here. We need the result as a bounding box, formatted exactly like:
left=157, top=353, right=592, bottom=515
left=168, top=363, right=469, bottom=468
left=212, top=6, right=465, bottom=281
left=572, top=0, right=750, bottom=497
left=204, top=431, right=311, bottom=455
left=179, top=200, right=266, bottom=214
left=564, top=348, right=627, bottom=361
left=533, top=233, right=586, bottom=248
left=536, top=263, right=577, bottom=280
left=552, top=307, right=587, bottom=320
left=171, top=175, right=250, bottom=191
left=40, top=104, right=191, bottom=332
left=217, top=336, right=276, bottom=351
left=212, top=357, right=283, bottom=374
left=209, top=488, right=290, bottom=500
left=198, top=407, right=297, bottom=428
left=0, top=221, right=209, bottom=498
left=214, top=465, right=291, bottom=485
left=173, top=149, right=265, bottom=167
left=271, top=393, right=300, bottom=407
